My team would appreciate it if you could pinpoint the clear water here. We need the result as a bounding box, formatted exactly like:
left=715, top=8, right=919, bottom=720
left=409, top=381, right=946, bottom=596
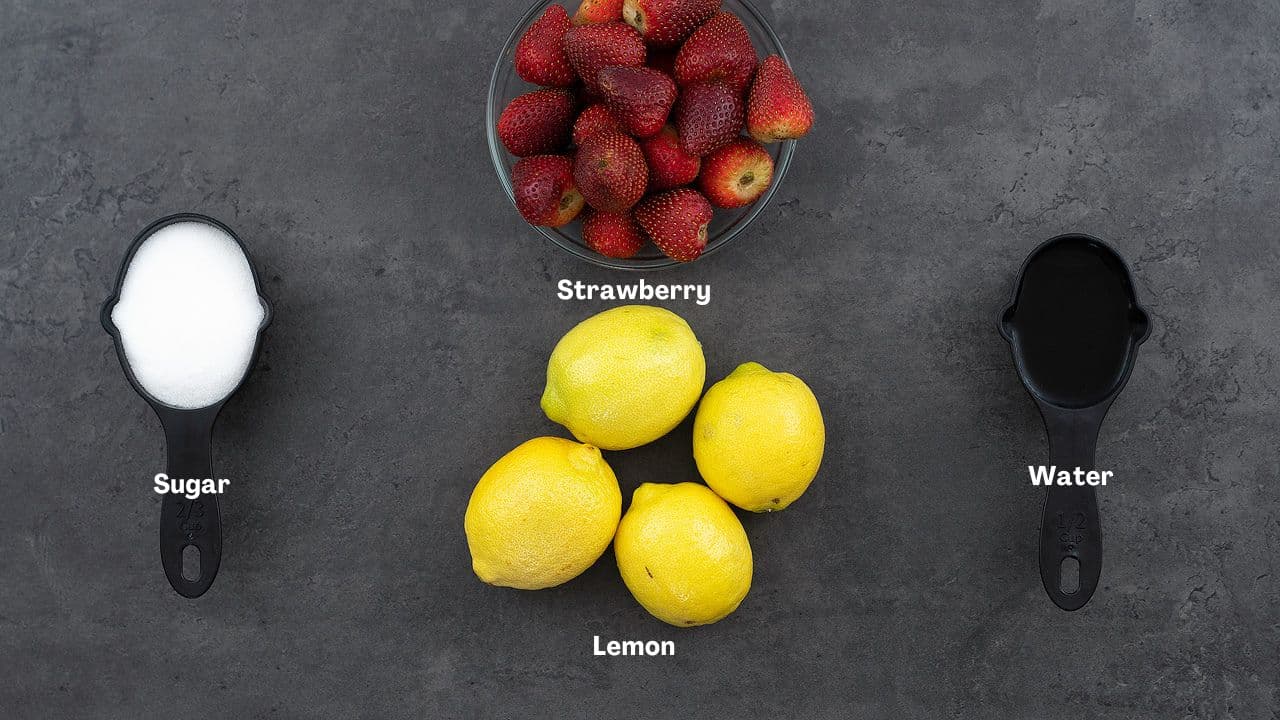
left=1005, top=240, right=1139, bottom=409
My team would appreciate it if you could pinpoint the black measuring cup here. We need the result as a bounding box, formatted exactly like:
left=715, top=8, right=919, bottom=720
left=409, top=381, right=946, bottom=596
left=999, top=234, right=1149, bottom=611
left=102, top=213, right=271, bottom=598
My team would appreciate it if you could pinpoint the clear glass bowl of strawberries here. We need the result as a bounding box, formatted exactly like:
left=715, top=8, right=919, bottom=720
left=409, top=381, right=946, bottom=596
left=487, top=0, right=814, bottom=269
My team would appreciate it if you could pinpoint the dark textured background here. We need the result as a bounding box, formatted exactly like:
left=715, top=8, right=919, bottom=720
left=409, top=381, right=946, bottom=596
left=3, top=0, right=1279, bottom=717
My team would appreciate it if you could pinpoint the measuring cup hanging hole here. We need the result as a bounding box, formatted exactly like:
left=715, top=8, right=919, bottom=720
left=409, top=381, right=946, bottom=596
left=1059, top=556, right=1081, bottom=595
left=181, top=545, right=201, bottom=582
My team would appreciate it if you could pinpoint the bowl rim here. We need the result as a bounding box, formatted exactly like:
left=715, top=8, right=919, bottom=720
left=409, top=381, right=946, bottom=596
left=486, top=0, right=797, bottom=271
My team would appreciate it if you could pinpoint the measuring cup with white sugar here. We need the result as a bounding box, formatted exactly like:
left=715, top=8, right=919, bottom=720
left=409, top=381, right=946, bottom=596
left=102, top=214, right=271, bottom=598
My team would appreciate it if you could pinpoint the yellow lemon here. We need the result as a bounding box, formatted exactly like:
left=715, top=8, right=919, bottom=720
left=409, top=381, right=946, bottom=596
left=541, top=305, right=705, bottom=451
left=693, top=362, right=825, bottom=512
left=614, top=482, right=752, bottom=627
left=465, top=437, right=621, bottom=590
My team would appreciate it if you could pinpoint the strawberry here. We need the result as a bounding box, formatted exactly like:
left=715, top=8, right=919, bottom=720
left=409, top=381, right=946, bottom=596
left=572, top=104, right=623, bottom=145
left=582, top=210, right=647, bottom=258
left=597, top=66, right=677, bottom=138
left=514, top=5, right=576, bottom=87
left=674, top=12, right=756, bottom=93
left=622, top=0, right=718, bottom=47
left=698, top=137, right=773, bottom=208
left=747, top=55, right=814, bottom=142
left=573, top=0, right=624, bottom=25
left=674, top=81, right=743, bottom=156
left=573, top=131, right=648, bottom=212
left=634, top=188, right=713, bottom=262
left=563, top=22, right=646, bottom=94
left=640, top=124, right=700, bottom=190
left=497, top=88, right=575, bottom=157
left=512, top=155, right=585, bottom=227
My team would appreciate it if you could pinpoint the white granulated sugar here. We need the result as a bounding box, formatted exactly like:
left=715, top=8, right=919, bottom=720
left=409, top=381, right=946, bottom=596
left=112, top=221, right=266, bottom=409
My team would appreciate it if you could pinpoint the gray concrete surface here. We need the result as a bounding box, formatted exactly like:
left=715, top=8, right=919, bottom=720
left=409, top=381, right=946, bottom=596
left=3, top=0, right=1279, bottom=717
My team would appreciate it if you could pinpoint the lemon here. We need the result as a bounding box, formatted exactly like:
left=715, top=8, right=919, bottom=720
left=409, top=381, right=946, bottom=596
left=614, top=482, right=752, bottom=627
left=541, top=305, right=705, bottom=451
left=465, top=437, right=621, bottom=590
left=693, top=362, right=825, bottom=512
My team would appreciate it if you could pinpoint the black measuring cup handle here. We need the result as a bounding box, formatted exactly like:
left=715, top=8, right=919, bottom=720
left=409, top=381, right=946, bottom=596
left=157, top=407, right=222, bottom=598
left=1037, top=405, right=1106, bottom=611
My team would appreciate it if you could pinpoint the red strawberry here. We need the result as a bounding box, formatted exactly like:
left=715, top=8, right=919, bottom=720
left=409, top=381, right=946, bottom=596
left=597, top=66, right=677, bottom=138
left=747, top=55, right=814, bottom=142
left=512, top=155, right=585, bottom=227
left=514, top=5, right=576, bottom=87
left=573, top=0, right=624, bottom=25
left=582, top=210, right=647, bottom=258
left=622, top=0, right=718, bottom=47
left=563, top=22, right=646, bottom=94
left=674, top=12, right=756, bottom=93
left=573, top=131, right=648, bottom=212
left=497, top=88, right=575, bottom=157
left=674, top=81, right=743, bottom=156
left=640, top=125, right=700, bottom=190
left=634, top=188, right=713, bottom=262
left=698, top=138, right=773, bottom=208
left=572, top=104, right=623, bottom=145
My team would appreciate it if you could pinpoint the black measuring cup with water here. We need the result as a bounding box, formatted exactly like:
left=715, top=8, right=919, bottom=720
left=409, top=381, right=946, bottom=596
left=999, top=234, right=1149, bottom=610
left=102, top=213, right=271, bottom=598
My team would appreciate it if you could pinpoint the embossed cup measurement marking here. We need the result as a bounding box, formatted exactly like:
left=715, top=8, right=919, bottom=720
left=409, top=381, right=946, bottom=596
left=1056, top=511, right=1087, bottom=549
left=176, top=500, right=206, bottom=541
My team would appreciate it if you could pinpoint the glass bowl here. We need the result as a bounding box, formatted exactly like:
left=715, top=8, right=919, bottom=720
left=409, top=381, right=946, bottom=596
left=486, top=0, right=796, bottom=270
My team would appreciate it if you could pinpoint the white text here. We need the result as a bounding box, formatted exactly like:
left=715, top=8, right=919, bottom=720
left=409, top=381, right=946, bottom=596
left=558, top=279, right=710, bottom=306
left=1028, top=466, right=1112, bottom=486
left=154, top=473, right=231, bottom=499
